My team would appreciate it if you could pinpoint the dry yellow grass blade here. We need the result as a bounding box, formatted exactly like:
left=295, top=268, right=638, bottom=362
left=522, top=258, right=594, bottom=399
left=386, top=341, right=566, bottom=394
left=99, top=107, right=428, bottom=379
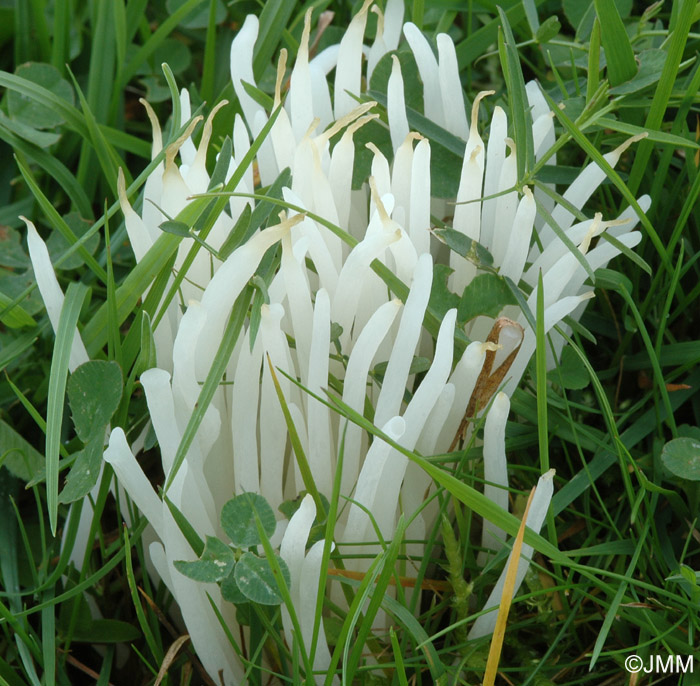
left=155, top=635, right=191, bottom=686
left=482, top=486, right=536, bottom=686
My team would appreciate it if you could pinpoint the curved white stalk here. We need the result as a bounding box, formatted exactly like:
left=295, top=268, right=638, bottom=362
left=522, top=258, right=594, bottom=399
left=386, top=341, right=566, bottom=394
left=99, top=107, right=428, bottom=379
left=468, top=469, right=555, bottom=640
left=299, top=540, right=336, bottom=684
left=280, top=494, right=316, bottom=658
left=374, top=253, right=433, bottom=427
left=282, top=188, right=339, bottom=296
left=387, top=55, right=409, bottom=153
left=505, top=293, right=594, bottom=396
left=340, top=300, right=402, bottom=495
left=437, top=33, right=469, bottom=139
left=178, top=88, right=197, bottom=168
left=383, top=0, right=405, bottom=50
left=491, top=139, right=519, bottom=267
left=499, top=186, right=536, bottom=284
left=140, top=369, right=182, bottom=474
left=307, top=289, right=333, bottom=496
left=140, top=99, right=166, bottom=240
left=481, top=106, right=508, bottom=253
left=289, top=10, right=315, bottom=141
left=409, top=138, right=431, bottom=256
left=231, top=329, right=263, bottom=495
left=540, top=134, right=647, bottom=246
left=259, top=303, right=295, bottom=510
left=230, top=15, right=264, bottom=130
left=196, top=219, right=297, bottom=377
left=172, top=302, right=221, bottom=461
left=334, top=0, right=372, bottom=118
left=118, top=168, right=153, bottom=262
left=343, top=415, right=406, bottom=552
left=403, top=22, right=442, bottom=125
left=436, top=341, right=490, bottom=454
left=367, top=7, right=386, bottom=84
left=281, top=234, right=313, bottom=380
left=104, top=428, right=165, bottom=541
left=333, top=230, right=400, bottom=350
left=371, top=309, right=456, bottom=539
left=392, top=133, right=420, bottom=225
left=24, top=218, right=89, bottom=372
left=480, top=392, right=510, bottom=563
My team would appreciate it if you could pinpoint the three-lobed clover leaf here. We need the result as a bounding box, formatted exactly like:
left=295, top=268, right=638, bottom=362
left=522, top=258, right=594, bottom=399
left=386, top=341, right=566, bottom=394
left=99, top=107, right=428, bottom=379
left=176, top=493, right=291, bottom=607
left=174, top=536, right=235, bottom=583
left=234, top=552, right=291, bottom=606
left=221, top=492, right=276, bottom=548
left=221, top=569, right=248, bottom=605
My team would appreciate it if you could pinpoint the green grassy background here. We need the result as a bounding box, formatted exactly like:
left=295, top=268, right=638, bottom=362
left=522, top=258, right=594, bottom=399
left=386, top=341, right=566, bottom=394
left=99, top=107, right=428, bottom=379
left=0, top=0, right=699, bottom=684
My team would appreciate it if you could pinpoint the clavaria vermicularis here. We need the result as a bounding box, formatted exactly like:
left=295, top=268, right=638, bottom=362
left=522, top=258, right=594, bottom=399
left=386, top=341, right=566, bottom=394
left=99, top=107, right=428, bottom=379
left=26, top=1, right=650, bottom=682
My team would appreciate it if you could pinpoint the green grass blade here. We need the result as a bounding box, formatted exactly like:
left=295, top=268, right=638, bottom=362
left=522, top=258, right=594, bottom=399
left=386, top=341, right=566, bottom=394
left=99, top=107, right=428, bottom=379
left=82, top=232, right=181, bottom=355
left=344, top=518, right=406, bottom=683
left=627, top=0, right=696, bottom=196
left=46, top=282, right=89, bottom=536
left=15, top=518, right=148, bottom=619
left=323, top=390, right=566, bottom=564
left=253, top=511, right=314, bottom=680
left=153, top=106, right=283, bottom=330
left=201, top=0, right=218, bottom=104
left=164, top=287, right=252, bottom=492
left=253, top=0, right=297, bottom=80
left=114, top=0, right=127, bottom=76
left=389, top=627, right=409, bottom=686
left=532, top=185, right=595, bottom=283
left=124, top=0, right=148, bottom=44
left=381, top=592, right=447, bottom=682
left=68, top=67, right=125, bottom=196
left=51, top=0, right=71, bottom=73
left=0, top=122, right=93, bottom=217
left=586, top=18, right=601, bottom=104
left=594, top=116, right=700, bottom=150
left=123, top=527, right=163, bottom=666
left=0, top=291, right=36, bottom=328
left=325, top=554, right=384, bottom=685
left=119, top=0, right=207, bottom=88
left=266, top=357, right=324, bottom=516
left=104, top=205, right=123, bottom=370
left=616, top=285, right=677, bottom=436
left=535, top=271, right=548, bottom=474
left=14, top=155, right=108, bottom=283
left=537, top=86, right=673, bottom=274
left=14, top=0, right=32, bottom=64
left=599, top=232, right=652, bottom=275
left=455, top=0, right=547, bottom=68
left=589, top=521, right=649, bottom=667
left=594, top=0, right=636, bottom=86
left=412, top=0, right=424, bottom=29
left=523, top=0, right=540, bottom=33
left=40, top=594, right=55, bottom=686
left=100, top=125, right=151, bottom=158
left=0, top=70, right=88, bottom=138
left=86, top=0, right=115, bottom=124
left=162, top=63, right=184, bottom=143
left=310, top=423, right=345, bottom=664
left=497, top=7, right=535, bottom=177
left=163, top=495, right=205, bottom=556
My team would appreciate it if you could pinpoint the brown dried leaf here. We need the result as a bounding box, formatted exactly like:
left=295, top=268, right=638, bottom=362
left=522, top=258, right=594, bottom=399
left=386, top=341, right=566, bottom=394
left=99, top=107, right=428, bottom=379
left=449, top=317, right=524, bottom=451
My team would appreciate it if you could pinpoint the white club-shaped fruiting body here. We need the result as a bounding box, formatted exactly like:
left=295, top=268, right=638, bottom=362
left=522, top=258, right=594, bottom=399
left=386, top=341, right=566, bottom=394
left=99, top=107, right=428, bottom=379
left=24, top=3, right=652, bottom=683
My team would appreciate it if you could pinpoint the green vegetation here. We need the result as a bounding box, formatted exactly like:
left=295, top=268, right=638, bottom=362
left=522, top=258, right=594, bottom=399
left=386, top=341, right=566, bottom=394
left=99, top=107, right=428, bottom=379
left=1, top=1, right=699, bottom=684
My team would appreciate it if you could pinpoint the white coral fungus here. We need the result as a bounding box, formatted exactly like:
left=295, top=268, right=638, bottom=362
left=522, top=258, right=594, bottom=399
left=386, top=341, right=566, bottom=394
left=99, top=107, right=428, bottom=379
left=27, top=1, right=650, bottom=682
